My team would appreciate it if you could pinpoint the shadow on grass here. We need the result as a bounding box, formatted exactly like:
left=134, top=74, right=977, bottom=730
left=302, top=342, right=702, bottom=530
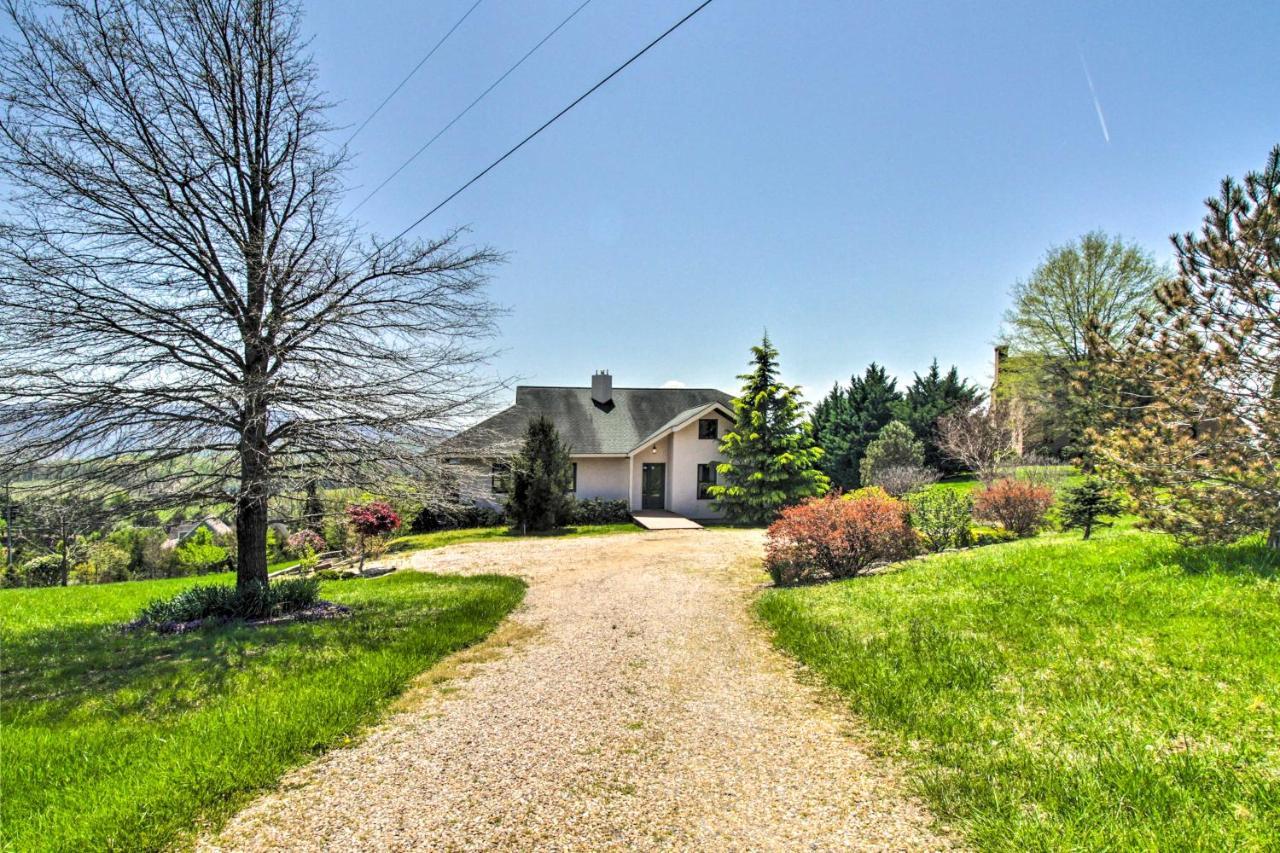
left=3, top=575, right=516, bottom=727
left=1161, top=535, right=1279, bottom=579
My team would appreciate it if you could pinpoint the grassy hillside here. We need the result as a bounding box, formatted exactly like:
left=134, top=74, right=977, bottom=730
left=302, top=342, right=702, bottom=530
left=757, top=529, right=1280, bottom=850
left=1, top=571, right=525, bottom=850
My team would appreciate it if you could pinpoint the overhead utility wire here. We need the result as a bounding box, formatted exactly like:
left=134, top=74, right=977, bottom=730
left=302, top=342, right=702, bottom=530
left=352, top=0, right=597, bottom=213
left=343, top=0, right=487, bottom=147
left=387, top=0, right=716, bottom=243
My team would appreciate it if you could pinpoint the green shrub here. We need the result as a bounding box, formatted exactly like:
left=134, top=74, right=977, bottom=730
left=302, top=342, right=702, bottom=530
left=909, top=490, right=973, bottom=551
left=175, top=527, right=229, bottom=575
left=969, top=525, right=1018, bottom=546
left=567, top=498, right=630, bottom=525
left=313, top=568, right=357, bottom=581
left=80, top=541, right=132, bottom=583
left=136, top=577, right=321, bottom=626
left=21, top=554, right=63, bottom=587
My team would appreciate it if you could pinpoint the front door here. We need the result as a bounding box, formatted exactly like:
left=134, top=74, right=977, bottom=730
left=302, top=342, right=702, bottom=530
left=641, top=463, right=666, bottom=510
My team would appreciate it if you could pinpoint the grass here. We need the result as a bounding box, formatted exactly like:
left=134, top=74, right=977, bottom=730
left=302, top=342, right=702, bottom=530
left=0, top=570, right=525, bottom=851
left=756, top=528, right=1280, bottom=850
left=385, top=522, right=639, bottom=555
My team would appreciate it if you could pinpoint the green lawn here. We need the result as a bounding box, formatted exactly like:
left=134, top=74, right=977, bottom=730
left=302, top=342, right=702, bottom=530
left=386, top=522, right=639, bottom=554
left=0, top=571, right=525, bottom=851
left=756, top=529, right=1280, bottom=850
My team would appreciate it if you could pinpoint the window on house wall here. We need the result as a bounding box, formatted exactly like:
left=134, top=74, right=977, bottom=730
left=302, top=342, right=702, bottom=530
left=698, top=418, right=718, bottom=440
left=569, top=462, right=577, bottom=493
left=696, top=463, right=717, bottom=499
left=491, top=462, right=510, bottom=494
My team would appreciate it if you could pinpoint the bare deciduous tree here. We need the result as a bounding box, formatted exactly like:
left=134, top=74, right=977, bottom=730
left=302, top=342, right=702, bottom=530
left=0, top=0, right=503, bottom=589
left=937, top=406, right=1014, bottom=484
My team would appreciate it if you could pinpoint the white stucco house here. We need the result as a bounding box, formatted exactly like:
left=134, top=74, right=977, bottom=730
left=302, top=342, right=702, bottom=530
left=440, top=371, right=735, bottom=520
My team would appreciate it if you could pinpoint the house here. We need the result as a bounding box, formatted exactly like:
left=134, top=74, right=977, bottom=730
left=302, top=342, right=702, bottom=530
left=161, top=515, right=233, bottom=550
left=441, top=371, right=736, bottom=520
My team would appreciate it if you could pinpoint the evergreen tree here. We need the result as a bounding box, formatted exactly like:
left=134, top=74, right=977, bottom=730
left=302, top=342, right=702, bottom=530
left=810, top=364, right=901, bottom=489
left=506, top=417, right=575, bottom=533
left=710, top=335, right=828, bottom=524
left=303, top=480, right=325, bottom=531
left=1094, top=146, right=1280, bottom=548
left=892, top=360, right=984, bottom=472
left=1059, top=477, right=1125, bottom=540
left=859, top=420, right=926, bottom=486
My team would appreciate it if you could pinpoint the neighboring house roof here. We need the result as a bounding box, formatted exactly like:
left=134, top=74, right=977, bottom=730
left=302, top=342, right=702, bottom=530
left=162, top=516, right=232, bottom=550
left=442, top=386, right=734, bottom=456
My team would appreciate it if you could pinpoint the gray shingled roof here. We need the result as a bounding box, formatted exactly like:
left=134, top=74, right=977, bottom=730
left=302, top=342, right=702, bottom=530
left=443, top=386, right=734, bottom=456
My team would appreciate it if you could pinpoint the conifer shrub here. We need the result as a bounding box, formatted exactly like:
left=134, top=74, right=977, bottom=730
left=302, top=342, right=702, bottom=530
left=506, top=416, right=575, bottom=533
left=764, top=492, right=918, bottom=585
left=974, top=478, right=1054, bottom=537
left=1060, top=477, right=1127, bottom=540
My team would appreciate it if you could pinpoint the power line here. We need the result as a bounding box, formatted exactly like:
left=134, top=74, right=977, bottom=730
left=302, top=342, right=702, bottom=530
left=343, top=0, right=487, bottom=148
left=352, top=0, right=597, bottom=213
left=388, top=0, right=716, bottom=243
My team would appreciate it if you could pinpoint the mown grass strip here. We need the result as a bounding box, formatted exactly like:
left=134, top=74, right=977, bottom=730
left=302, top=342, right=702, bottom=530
left=0, top=571, right=525, bottom=851
left=386, top=522, right=639, bottom=554
left=757, top=529, right=1280, bottom=850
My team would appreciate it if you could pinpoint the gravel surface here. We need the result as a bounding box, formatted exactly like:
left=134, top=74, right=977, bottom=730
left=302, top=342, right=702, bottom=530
left=204, top=529, right=953, bottom=851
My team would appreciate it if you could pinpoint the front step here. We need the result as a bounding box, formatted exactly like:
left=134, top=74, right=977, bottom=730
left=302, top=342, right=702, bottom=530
left=631, top=510, right=703, bottom=530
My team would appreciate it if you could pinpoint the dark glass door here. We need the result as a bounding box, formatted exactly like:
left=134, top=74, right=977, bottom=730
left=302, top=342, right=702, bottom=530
left=641, top=463, right=665, bottom=510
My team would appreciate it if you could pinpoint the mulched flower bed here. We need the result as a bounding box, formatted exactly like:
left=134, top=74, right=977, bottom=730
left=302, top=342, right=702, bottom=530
left=125, top=601, right=353, bottom=635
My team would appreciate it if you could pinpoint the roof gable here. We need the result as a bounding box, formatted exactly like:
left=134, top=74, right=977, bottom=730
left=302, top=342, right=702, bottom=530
left=443, top=386, right=734, bottom=456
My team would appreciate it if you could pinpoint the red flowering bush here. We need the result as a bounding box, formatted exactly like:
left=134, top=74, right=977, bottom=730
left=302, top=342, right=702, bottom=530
left=285, top=529, right=326, bottom=556
left=344, top=501, right=402, bottom=572
left=345, top=501, right=401, bottom=537
left=973, top=478, right=1054, bottom=537
left=764, top=492, right=918, bottom=585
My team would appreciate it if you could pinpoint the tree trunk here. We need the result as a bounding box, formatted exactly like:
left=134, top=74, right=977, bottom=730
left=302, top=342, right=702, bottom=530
left=236, top=355, right=271, bottom=590
left=1268, top=521, right=1280, bottom=552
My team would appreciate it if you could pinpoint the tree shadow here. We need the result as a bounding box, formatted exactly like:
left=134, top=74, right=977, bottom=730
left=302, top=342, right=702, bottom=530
left=3, top=576, right=515, bottom=727
left=1156, top=536, right=1279, bottom=580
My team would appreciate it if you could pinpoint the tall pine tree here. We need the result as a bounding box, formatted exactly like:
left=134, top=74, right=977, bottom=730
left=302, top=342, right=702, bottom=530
left=710, top=335, right=828, bottom=524
left=893, top=360, right=985, bottom=472
left=810, top=364, right=901, bottom=489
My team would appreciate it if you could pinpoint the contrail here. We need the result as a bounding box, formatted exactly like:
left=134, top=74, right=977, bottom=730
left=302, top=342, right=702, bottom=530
left=1079, top=51, right=1110, bottom=143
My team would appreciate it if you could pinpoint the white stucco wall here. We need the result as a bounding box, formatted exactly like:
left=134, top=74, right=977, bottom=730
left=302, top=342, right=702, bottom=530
left=668, top=412, right=730, bottom=518
left=571, top=456, right=629, bottom=501
left=452, top=408, right=733, bottom=519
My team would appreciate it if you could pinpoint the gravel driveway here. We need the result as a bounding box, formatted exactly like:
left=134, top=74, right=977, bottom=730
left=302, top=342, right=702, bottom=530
left=205, top=529, right=952, bottom=851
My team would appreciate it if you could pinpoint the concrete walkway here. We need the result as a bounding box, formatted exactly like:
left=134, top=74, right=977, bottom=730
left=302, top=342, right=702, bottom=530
left=204, top=530, right=952, bottom=851
left=630, top=510, right=702, bottom=530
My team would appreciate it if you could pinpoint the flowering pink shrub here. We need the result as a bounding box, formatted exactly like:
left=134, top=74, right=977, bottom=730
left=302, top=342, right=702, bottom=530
left=286, top=529, right=326, bottom=556
left=345, top=501, right=401, bottom=537
left=764, top=492, right=918, bottom=585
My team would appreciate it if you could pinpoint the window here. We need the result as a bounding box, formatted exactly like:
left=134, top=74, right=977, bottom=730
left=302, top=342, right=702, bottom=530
left=491, top=462, right=510, bottom=494
left=698, top=418, right=718, bottom=440
left=696, top=463, right=717, bottom=499
left=569, top=462, right=577, bottom=493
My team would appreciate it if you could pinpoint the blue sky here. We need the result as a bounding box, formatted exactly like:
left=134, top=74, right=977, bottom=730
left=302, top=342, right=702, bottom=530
left=93, top=3, right=1280, bottom=401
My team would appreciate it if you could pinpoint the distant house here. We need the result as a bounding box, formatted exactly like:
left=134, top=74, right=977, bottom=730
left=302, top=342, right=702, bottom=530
left=162, top=516, right=232, bottom=550
left=441, top=371, right=735, bottom=520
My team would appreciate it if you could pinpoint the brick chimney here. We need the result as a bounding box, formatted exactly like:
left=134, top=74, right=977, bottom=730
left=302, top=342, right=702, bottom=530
left=591, top=370, right=613, bottom=405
